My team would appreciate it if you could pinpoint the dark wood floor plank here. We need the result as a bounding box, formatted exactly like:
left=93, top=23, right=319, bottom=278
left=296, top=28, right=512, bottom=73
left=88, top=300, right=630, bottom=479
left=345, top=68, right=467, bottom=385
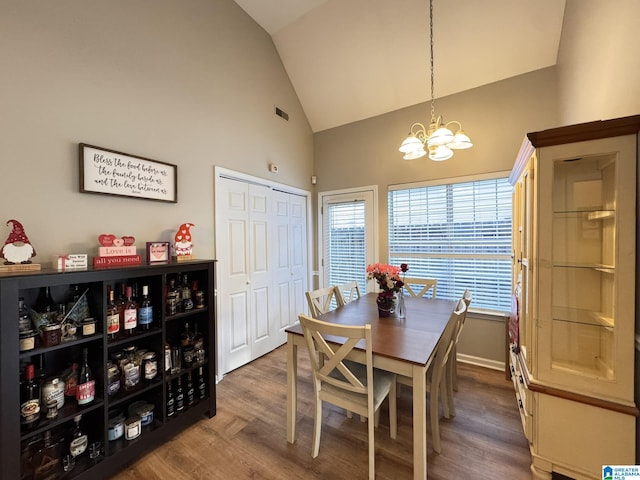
left=112, top=345, right=532, bottom=479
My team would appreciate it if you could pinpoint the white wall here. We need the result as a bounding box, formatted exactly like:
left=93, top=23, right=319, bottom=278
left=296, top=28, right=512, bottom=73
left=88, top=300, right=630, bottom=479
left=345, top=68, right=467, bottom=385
left=0, top=0, right=313, bottom=261
left=557, top=0, right=640, bottom=125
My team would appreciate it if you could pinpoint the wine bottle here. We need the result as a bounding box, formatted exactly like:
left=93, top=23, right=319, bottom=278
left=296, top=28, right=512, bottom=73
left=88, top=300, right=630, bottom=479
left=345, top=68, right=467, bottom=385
left=20, top=364, right=40, bottom=430
left=186, top=371, right=195, bottom=406
left=166, top=381, right=175, bottom=417
left=138, top=285, right=153, bottom=330
left=67, top=284, right=81, bottom=312
left=76, top=348, right=95, bottom=405
left=197, top=366, right=206, bottom=400
left=31, top=430, right=62, bottom=478
left=181, top=274, right=193, bottom=311
left=116, top=283, right=127, bottom=333
left=106, top=288, right=120, bottom=340
left=63, top=362, right=79, bottom=398
left=123, top=286, right=137, bottom=335
left=34, top=286, right=56, bottom=313
left=181, top=322, right=193, bottom=347
left=166, top=278, right=179, bottom=315
left=176, top=376, right=185, bottom=413
left=69, top=414, right=88, bottom=457
left=18, top=297, right=32, bottom=332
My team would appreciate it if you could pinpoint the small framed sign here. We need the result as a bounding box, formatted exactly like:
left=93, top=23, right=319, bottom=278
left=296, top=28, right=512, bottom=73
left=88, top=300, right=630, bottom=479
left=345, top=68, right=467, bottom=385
left=80, top=143, right=178, bottom=203
left=146, top=242, right=170, bottom=263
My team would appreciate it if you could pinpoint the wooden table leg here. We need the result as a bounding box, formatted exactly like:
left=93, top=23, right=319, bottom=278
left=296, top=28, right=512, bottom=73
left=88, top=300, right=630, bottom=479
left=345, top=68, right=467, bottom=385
left=413, top=364, right=427, bottom=479
left=286, top=333, right=298, bottom=443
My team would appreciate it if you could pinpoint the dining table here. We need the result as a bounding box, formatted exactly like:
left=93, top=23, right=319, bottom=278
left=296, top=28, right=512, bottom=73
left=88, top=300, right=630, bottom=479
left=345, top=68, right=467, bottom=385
left=285, top=292, right=458, bottom=480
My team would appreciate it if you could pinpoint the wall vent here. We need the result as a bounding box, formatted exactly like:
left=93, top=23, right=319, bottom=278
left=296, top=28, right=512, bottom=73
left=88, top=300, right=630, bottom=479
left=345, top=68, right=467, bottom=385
left=275, top=106, right=289, bottom=121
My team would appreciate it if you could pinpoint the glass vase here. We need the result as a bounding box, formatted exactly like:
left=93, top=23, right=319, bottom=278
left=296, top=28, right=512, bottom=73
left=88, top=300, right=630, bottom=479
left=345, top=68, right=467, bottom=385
left=396, top=288, right=406, bottom=319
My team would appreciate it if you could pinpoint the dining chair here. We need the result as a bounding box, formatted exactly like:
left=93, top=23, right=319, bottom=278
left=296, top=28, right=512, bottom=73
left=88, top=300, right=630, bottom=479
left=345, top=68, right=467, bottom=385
left=446, top=289, right=473, bottom=414
left=403, top=277, right=437, bottom=298
left=298, top=314, right=397, bottom=479
left=396, top=298, right=466, bottom=454
left=334, top=280, right=361, bottom=307
left=305, top=286, right=340, bottom=318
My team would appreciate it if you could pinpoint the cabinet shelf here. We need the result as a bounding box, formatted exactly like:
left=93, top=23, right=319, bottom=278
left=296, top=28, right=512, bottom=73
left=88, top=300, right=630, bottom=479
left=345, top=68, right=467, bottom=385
left=20, top=398, right=105, bottom=442
left=548, top=357, right=614, bottom=381
left=19, top=334, right=104, bottom=360
left=552, top=262, right=615, bottom=273
left=165, top=306, right=209, bottom=323
left=107, top=327, right=162, bottom=348
left=107, top=379, right=163, bottom=408
left=551, top=306, right=614, bottom=328
left=166, top=359, right=209, bottom=381
left=553, top=209, right=615, bottom=219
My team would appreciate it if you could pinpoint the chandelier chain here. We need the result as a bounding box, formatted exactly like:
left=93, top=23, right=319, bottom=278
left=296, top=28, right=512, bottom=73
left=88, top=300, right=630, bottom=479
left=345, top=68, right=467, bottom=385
left=429, top=0, right=435, bottom=125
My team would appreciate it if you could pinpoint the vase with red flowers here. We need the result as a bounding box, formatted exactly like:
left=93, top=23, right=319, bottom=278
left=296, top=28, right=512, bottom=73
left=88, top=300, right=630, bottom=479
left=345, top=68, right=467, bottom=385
left=366, top=263, right=406, bottom=317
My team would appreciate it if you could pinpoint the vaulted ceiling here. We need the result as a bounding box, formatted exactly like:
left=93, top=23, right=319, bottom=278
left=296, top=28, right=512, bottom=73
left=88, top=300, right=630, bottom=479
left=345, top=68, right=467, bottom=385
left=234, top=0, right=566, bottom=132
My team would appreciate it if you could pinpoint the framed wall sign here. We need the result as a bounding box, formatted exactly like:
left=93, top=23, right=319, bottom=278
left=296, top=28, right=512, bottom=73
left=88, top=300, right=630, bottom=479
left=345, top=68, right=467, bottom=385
left=80, top=143, right=178, bottom=203
left=146, top=242, right=171, bottom=263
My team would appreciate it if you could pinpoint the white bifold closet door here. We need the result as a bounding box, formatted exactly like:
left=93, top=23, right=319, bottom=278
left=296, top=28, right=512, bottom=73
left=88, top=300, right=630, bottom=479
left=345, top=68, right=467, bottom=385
left=216, top=174, right=308, bottom=377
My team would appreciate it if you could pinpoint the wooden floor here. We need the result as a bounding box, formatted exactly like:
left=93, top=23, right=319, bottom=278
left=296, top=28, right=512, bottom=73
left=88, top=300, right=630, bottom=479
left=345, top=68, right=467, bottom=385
left=112, top=345, right=532, bottom=479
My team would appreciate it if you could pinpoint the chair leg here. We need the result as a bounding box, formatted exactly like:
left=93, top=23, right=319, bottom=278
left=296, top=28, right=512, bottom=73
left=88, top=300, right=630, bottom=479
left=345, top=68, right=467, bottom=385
left=312, top=398, right=322, bottom=458
left=452, top=345, right=459, bottom=392
left=430, top=371, right=442, bottom=454
left=446, top=358, right=456, bottom=418
left=389, top=380, right=397, bottom=439
left=441, top=371, right=451, bottom=419
left=368, top=408, right=375, bottom=480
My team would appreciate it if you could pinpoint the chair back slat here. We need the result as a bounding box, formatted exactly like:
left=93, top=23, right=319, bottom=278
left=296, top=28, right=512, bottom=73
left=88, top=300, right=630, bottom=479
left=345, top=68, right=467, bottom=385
left=335, top=280, right=361, bottom=307
left=299, top=315, right=371, bottom=396
left=403, top=277, right=437, bottom=298
left=305, top=286, right=339, bottom=317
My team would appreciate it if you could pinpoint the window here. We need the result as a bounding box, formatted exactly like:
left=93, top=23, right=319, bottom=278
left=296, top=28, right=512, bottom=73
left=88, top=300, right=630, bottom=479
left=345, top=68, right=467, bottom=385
left=319, top=187, right=377, bottom=308
left=388, top=175, right=512, bottom=312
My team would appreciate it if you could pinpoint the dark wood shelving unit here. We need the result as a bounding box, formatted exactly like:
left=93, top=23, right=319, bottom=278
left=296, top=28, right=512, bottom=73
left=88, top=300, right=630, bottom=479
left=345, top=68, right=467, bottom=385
left=0, top=260, right=216, bottom=480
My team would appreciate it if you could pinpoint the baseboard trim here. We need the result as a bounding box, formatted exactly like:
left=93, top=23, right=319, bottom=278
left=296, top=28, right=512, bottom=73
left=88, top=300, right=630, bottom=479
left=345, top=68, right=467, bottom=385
left=457, top=353, right=505, bottom=372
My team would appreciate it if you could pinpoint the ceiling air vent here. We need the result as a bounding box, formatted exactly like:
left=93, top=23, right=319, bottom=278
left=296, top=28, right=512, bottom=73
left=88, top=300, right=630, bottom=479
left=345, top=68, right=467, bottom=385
left=275, top=106, right=289, bottom=121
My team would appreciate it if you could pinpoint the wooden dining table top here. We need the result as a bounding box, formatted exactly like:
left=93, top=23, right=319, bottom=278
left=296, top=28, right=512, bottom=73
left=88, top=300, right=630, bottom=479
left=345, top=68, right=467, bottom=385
left=286, top=293, right=458, bottom=366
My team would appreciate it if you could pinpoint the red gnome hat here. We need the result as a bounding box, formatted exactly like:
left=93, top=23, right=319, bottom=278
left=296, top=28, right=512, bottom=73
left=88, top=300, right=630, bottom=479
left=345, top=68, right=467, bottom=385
left=5, top=219, right=30, bottom=244
left=5, top=219, right=36, bottom=254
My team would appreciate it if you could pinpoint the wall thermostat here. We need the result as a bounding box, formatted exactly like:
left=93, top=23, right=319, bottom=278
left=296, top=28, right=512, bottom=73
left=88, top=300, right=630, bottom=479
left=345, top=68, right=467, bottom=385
left=269, top=163, right=279, bottom=173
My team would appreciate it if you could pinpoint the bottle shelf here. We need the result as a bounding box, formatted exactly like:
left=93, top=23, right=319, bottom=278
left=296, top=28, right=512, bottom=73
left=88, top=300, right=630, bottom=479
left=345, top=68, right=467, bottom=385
left=19, top=334, right=104, bottom=360
left=106, top=326, right=162, bottom=348
left=165, top=306, right=209, bottom=323
left=165, top=359, right=209, bottom=381
left=107, top=380, right=163, bottom=408
left=20, top=397, right=105, bottom=442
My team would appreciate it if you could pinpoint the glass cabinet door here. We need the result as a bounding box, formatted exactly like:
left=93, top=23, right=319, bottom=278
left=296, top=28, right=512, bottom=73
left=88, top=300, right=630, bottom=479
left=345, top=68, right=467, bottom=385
left=551, top=154, right=615, bottom=379
left=537, top=135, right=636, bottom=404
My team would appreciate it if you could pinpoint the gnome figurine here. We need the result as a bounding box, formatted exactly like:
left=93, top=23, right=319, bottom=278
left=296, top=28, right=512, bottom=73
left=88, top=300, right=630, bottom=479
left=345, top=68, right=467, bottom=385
left=2, top=219, right=36, bottom=264
left=174, top=222, right=194, bottom=257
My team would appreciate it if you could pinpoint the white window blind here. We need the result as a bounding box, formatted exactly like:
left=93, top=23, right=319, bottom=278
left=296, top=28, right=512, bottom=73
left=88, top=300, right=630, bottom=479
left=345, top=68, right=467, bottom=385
left=324, top=201, right=367, bottom=297
left=388, top=177, right=512, bottom=312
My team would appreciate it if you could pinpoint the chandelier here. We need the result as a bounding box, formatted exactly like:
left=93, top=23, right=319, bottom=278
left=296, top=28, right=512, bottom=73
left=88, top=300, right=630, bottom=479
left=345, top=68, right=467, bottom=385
left=398, top=0, right=472, bottom=161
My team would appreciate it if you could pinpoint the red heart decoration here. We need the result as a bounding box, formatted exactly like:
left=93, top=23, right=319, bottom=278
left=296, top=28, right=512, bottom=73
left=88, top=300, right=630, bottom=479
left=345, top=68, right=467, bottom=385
left=122, top=236, right=135, bottom=246
left=98, top=234, right=116, bottom=247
